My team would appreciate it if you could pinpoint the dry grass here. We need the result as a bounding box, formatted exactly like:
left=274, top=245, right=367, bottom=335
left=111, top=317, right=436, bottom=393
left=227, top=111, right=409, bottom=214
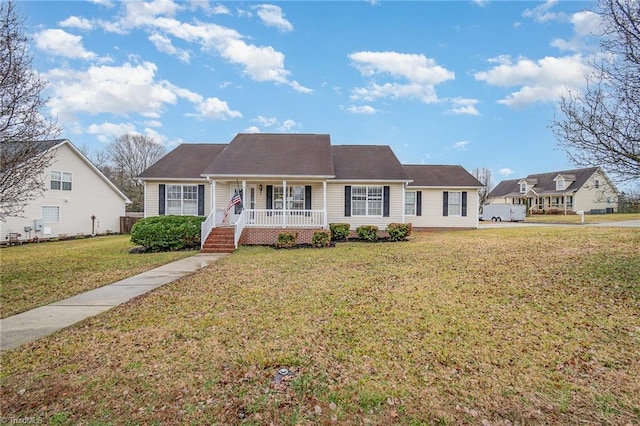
left=1, top=227, right=639, bottom=425
left=0, top=235, right=196, bottom=318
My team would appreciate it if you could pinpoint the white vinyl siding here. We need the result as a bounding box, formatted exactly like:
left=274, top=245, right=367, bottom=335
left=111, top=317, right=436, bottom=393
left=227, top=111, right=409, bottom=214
left=407, top=188, right=480, bottom=229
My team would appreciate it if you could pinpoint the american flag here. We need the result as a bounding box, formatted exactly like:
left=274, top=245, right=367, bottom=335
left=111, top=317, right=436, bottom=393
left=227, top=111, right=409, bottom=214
left=222, top=191, right=242, bottom=223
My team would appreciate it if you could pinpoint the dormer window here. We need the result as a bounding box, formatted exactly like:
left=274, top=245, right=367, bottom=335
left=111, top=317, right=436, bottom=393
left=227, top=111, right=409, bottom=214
left=556, top=178, right=565, bottom=190
left=595, top=179, right=600, bottom=188
left=518, top=179, right=527, bottom=193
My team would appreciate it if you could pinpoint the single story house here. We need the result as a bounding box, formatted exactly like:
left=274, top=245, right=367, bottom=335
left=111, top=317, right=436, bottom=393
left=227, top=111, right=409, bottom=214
left=487, top=167, right=619, bottom=214
left=137, top=133, right=483, bottom=251
left=1, top=139, right=130, bottom=243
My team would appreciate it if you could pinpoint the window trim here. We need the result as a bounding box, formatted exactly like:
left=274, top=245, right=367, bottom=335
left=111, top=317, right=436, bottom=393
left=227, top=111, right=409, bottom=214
left=166, top=184, right=199, bottom=215
left=351, top=185, right=383, bottom=217
left=51, top=170, right=73, bottom=191
left=447, top=191, right=463, bottom=217
left=405, top=190, right=417, bottom=216
left=41, top=205, right=60, bottom=223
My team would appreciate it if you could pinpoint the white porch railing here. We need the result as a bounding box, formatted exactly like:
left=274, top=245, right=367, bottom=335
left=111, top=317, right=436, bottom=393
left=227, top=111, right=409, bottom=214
left=243, top=209, right=325, bottom=228
left=200, top=210, right=216, bottom=249
left=234, top=210, right=247, bottom=248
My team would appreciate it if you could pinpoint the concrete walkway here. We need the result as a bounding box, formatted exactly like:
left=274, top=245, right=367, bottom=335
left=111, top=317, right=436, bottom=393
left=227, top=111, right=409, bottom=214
left=0, top=253, right=228, bottom=352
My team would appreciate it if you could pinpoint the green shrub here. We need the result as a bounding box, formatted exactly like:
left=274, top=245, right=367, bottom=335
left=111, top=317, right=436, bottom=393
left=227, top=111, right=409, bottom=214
left=329, top=223, right=350, bottom=241
left=312, top=230, right=331, bottom=248
left=131, top=215, right=205, bottom=252
left=356, top=225, right=379, bottom=242
left=386, top=223, right=412, bottom=241
left=276, top=232, right=297, bottom=248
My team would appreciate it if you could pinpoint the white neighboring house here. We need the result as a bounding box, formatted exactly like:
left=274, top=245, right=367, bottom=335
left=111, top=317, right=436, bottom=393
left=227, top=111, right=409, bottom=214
left=1, top=139, right=130, bottom=243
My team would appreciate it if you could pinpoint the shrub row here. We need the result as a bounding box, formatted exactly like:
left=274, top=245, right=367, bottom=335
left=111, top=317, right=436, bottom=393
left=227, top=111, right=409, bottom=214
left=131, top=215, right=205, bottom=252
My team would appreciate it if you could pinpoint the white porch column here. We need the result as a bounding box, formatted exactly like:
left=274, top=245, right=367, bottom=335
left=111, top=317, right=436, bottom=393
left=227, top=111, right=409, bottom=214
left=211, top=180, right=216, bottom=226
left=242, top=180, right=247, bottom=208
left=282, top=180, right=287, bottom=227
left=323, top=181, right=328, bottom=228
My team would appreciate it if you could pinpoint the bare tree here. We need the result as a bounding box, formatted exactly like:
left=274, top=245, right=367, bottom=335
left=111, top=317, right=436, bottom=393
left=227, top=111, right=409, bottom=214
left=551, top=0, right=640, bottom=183
left=0, top=0, right=60, bottom=220
left=472, top=167, right=492, bottom=208
left=108, top=133, right=165, bottom=211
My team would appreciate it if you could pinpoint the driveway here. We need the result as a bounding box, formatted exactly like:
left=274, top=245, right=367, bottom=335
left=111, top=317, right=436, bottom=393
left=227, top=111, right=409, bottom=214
left=479, top=219, right=640, bottom=228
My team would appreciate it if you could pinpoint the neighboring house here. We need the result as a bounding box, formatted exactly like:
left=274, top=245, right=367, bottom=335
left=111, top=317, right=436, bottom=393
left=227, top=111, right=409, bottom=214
left=1, top=139, right=130, bottom=243
left=137, top=133, right=483, bottom=250
left=487, top=167, right=619, bottom=214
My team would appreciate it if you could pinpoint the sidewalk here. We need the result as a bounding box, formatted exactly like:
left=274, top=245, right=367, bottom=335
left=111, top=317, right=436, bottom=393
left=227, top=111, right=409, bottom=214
left=0, top=253, right=228, bottom=352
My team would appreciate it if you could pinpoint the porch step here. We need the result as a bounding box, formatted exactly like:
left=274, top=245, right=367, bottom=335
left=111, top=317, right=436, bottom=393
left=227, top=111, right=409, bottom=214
left=201, top=227, right=235, bottom=253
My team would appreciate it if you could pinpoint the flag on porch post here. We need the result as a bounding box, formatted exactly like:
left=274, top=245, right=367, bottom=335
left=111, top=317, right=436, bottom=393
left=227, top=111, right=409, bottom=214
left=222, top=191, right=242, bottom=223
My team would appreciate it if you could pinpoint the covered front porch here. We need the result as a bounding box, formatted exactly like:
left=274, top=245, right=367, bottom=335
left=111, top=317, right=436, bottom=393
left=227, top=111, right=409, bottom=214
left=201, top=179, right=329, bottom=250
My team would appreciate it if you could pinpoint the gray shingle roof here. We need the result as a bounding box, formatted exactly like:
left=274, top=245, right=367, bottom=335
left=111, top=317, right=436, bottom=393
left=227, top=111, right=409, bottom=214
left=202, top=133, right=335, bottom=178
left=404, top=165, right=483, bottom=187
left=488, top=167, right=601, bottom=198
left=332, top=145, right=410, bottom=181
left=137, top=143, right=227, bottom=179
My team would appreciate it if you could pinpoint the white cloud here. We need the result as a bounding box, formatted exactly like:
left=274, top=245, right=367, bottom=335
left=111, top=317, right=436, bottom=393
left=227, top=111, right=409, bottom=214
left=522, top=0, right=563, bottom=23
left=192, top=97, right=242, bottom=120
left=148, top=33, right=191, bottom=62
left=349, top=51, right=454, bottom=104
left=87, top=121, right=137, bottom=143
left=244, top=125, right=261, bottom=133
left=253, top=4, right=293, bottom=32
left=89, top=0, right=114, bottom=7
left=453, top=141, right=469, bottom=151
left=144, top=120, right=163, bottom=128
left=278, top=119, right=299, bottom=131
left=474, top=54, right=592, bottom=107
left=446, top=98, right=480, bottom=116
left=500, top=168, right=515, bottom=176
left=252, top=115, right=278, bottom=127
left=34, top=29, right=97, bottom=60
left=59, top=16, right=94, bottom=30
left=551, top=10, right=600, bottom=52
left=45, top=62, right=183, bottom=120
left=346, top=105, right=377, bottom=115
left=97, top=3, right=310, bottom=93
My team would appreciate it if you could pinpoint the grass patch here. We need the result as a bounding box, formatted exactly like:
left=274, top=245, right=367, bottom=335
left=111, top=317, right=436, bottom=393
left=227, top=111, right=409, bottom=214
left=0, top=235, right=196, bottom=318
left=1, top=227, right=639, bottom=424
left=525, top=212, right=640, bottom=224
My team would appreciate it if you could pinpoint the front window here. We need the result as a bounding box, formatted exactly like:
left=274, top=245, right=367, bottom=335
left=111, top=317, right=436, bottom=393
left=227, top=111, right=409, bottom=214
left=42, top=205, right=60, bottom=223
left=405, top=191, right=416, bottom=215
left=274, top=186, right=304, bottom=210
left=51, top=171, right=72, bottom=191
left=167, top=185, right=198, bottom=215
left=352, top=186, right=382, bottom=216
left=448, top=191, right=462, bottom=216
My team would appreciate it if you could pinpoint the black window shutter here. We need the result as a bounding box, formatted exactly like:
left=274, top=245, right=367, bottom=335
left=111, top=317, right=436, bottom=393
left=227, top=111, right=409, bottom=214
left=197, top=184, right=205, bottom=216
left=462, top=191, right=468, bottom=217
left=443, top=191, right=449, bottom=217
left=383, top=186, right=390, bottom=217
left=266, top=185, right=273, bottom=209
left=159, top=184, right=166, bottom=216
left=416, top=191, right=422, bottom=216
left=305, top=185, right=312, bottom=210
left=344, top=186, right=351, bottom=217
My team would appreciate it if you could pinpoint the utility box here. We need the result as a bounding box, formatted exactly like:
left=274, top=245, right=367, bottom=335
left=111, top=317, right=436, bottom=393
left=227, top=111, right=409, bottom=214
left=34, top=219, right=43, bottom=232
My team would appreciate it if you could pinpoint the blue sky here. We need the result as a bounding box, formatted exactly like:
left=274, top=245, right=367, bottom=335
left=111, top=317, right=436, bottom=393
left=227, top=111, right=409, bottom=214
left=22, top=0, right=602, bottom=185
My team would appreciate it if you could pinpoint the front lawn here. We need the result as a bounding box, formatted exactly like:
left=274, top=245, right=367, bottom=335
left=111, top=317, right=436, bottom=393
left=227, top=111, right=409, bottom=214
left=1, top=227, right=639, bottom=424
left=0, top=235, right=196, bottom=318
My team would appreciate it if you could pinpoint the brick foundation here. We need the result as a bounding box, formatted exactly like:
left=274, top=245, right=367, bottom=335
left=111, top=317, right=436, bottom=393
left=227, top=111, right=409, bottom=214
left=239, top=228, right=325, bottom=245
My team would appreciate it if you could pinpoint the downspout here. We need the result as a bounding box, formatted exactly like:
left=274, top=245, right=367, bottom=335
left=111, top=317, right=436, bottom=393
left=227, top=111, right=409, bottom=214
left=323, top=181, right=328, bottom=228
